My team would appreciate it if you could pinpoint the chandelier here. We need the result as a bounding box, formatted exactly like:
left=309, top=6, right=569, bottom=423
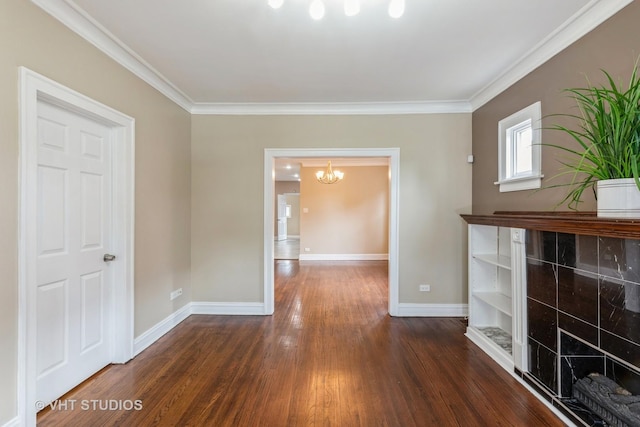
left=316, top=161, right=344, bottom=184
left=268, top=0, right=405, bottom=20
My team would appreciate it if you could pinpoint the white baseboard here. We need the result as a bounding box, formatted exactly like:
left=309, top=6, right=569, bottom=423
left=299, top=253, right=388, bottom=261
left=191, top=302, right=266, bottom=315
left=396, top=303, right=468, bottom=317
left=1, top=416, right=19, bottom=427
left=133, top=303, right=191, bottom=356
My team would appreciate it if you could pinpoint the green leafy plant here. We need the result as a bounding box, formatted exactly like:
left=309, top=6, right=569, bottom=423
left=545, top=63, right=640, bottom=210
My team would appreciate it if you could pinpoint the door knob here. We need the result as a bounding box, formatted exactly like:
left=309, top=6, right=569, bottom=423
left=103, top=254, right=116, bottom=262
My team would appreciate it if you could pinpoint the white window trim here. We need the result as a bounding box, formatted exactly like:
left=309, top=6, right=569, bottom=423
left=495, top=101, right=543, bottom=192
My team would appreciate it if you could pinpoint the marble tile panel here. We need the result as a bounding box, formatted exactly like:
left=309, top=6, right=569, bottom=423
left=528, top=338, right=558, bottom=393
left=600, top=330, right=640, bottom=371
left=600, top=277, right=640, bottom=346
left=526, top=230, right=556, bottom=263
left=599, top=237, right=640, bottom=283
left=560, top=331, right=601, bottom=356
left=558, top=313, right=598, bottom=347
left=527, top=259, right=557, bottom=307
left=567, top=234, right=598, bottom=274
left=528, top=298, right=558, bottom=351
left=557, top=267, right=598, bottom=326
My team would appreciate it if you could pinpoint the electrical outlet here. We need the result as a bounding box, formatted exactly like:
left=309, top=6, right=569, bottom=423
left=304, top=248, right=311, bottom=252
left=419, top=284, right=431, bottom=292
left=170, top=288, right=183, bottom=300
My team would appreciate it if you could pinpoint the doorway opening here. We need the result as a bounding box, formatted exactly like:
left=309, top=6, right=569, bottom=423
left=264, top=148, right=400, bottom=316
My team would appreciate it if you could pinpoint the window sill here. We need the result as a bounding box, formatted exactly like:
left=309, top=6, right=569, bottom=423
left=494, top=175, right=543, bottom=192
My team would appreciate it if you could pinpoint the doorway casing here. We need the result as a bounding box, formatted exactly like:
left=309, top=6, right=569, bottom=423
left=264, top=148, right=400, bottom=315
left=18, top=68, right=135, bottom=425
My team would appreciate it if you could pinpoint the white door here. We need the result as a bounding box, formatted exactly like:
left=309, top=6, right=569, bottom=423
left=35, top=100, right=114, bottom=404
left=277, top=194, right=287, bottom=241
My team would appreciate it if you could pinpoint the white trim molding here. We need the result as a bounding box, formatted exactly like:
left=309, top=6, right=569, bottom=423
left=265, top=148, right=400, bottom=317
left=191, top=101, right=471, bottom=115
left=191, top=302, right=266, bottom=316
left=470, top=0, right=633, bottom=110
left=133, top=304, right=192, bottom=356
left=1, top=417, right=20, bottom=427
left=396, top=303, right=468, bottom=317
left=299, top=254, right=388, bottom=261
left=31, top=0, right=630, bottom=115
left=18, top=67, right=135, bottom=427
left=30, top=0, right=193, bottom=111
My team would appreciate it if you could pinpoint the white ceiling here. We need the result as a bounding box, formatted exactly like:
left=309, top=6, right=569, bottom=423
left=34, top=0, right=632, bottom=114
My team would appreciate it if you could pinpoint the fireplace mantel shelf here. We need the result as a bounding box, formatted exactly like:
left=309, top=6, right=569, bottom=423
left=461, top=211, right=640, bottom=240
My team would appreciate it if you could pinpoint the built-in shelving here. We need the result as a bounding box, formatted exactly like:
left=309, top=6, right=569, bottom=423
left=465, top=224, right=526, bottom=372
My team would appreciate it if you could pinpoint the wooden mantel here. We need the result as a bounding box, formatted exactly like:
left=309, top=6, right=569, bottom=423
left=461, top=211, right=640, bottom=239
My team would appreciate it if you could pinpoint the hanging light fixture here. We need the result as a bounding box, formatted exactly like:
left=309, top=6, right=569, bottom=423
left=316, top=161, right=344, bottom=184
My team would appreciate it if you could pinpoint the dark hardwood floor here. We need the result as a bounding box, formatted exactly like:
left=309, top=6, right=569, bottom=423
left=38, top=260, right=564, bottom=426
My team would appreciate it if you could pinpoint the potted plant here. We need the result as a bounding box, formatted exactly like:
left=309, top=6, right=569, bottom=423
left=546, top=63, right=640, bottom=217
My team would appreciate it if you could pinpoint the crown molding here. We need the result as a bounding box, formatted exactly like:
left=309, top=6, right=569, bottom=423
left=32, top=0, right=631, bottom=116
left=190, top=100, right=472, bottom=115
left=31, top=0, right=194, bottom=112
left=469, top=0, right=633, bottom=111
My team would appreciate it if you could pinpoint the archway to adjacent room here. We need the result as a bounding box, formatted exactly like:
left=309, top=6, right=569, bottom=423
left=264, top=148, right=400, bottom=316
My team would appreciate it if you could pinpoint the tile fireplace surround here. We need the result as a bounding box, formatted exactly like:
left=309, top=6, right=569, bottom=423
left=461, top=212, right=640, bottom=427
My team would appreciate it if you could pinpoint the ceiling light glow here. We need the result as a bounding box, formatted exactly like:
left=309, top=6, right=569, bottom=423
left=388, top=0, right=405, bottom=18
left=309, top=0, right=325, bottom=20
left=344, top=0, right=360, bottom=16
left=268, top=0, right=284, bottom=9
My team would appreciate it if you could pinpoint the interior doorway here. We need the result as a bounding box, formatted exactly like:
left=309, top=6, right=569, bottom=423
left=263, top=148, right=400, bottom=316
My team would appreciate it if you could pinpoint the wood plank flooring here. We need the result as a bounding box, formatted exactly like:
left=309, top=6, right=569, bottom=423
left=38, top=260, right=564, bottom=426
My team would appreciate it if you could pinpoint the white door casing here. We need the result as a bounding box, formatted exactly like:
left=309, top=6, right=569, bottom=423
left=35, top=100, right=113, bottom=404
left=263, top=148, right=400, bottom=316
left=19, top=68, right=135, bottom=426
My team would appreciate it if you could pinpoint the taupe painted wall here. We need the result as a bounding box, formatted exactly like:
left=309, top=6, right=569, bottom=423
left=286, top=194, right=300, bottom=236
left=0, top=1, right=191, bottom=423
left=300, top=166, right=388, bottom=255
left=472, top=2, right=640, bottom=214
left=191, top=114, right=472, bottom=304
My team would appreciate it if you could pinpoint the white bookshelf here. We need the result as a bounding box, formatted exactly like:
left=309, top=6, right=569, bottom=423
left=465, top=224, right=526, bottom=372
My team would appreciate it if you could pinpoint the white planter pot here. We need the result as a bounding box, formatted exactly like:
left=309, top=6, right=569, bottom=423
left=597, top=178, right=640, bottom=218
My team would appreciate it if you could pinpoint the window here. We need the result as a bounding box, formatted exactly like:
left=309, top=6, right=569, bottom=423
left=495, top=101, right=542, bottom=192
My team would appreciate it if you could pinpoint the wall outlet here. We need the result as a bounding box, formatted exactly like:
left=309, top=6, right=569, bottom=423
left=170, top=288, right=183, bottom=300
left=304, top=247, right=311, bottom=252
left=419, top=284, right=431, bottom=292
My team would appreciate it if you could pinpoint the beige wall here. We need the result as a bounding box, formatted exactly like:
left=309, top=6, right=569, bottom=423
left=274, top=181, right=300, bottom=236
left=0, top=1, right=191, bottom=423
left=471, top=2, right=639, bottom=214
left=191, top=114, right=472, bottom=305
left=300, top=166, right=388, bottom=255
left=286, top=194, right=300, bottom=236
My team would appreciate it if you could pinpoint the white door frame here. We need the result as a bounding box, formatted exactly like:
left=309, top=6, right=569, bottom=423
left=18, top=67, right=135, bottom=425
left=264, top=148, right=400, bottom=316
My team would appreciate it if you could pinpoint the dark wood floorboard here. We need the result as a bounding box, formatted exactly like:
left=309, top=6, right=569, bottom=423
left=38, top=260, right=564, bottom=426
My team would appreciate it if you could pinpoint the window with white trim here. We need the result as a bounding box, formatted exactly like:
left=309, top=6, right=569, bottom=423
left=495, top=101, right=542, bottom=192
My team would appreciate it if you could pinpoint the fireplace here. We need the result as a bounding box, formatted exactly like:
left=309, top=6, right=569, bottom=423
left=525, top=230, right=640, bottom=426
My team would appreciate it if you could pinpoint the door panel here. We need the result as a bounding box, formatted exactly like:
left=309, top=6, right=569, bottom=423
left=35, top=100, right=113, bottom=405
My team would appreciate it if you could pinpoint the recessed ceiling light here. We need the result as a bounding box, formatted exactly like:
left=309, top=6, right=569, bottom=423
left=309, top=0, right=325, bottom=20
